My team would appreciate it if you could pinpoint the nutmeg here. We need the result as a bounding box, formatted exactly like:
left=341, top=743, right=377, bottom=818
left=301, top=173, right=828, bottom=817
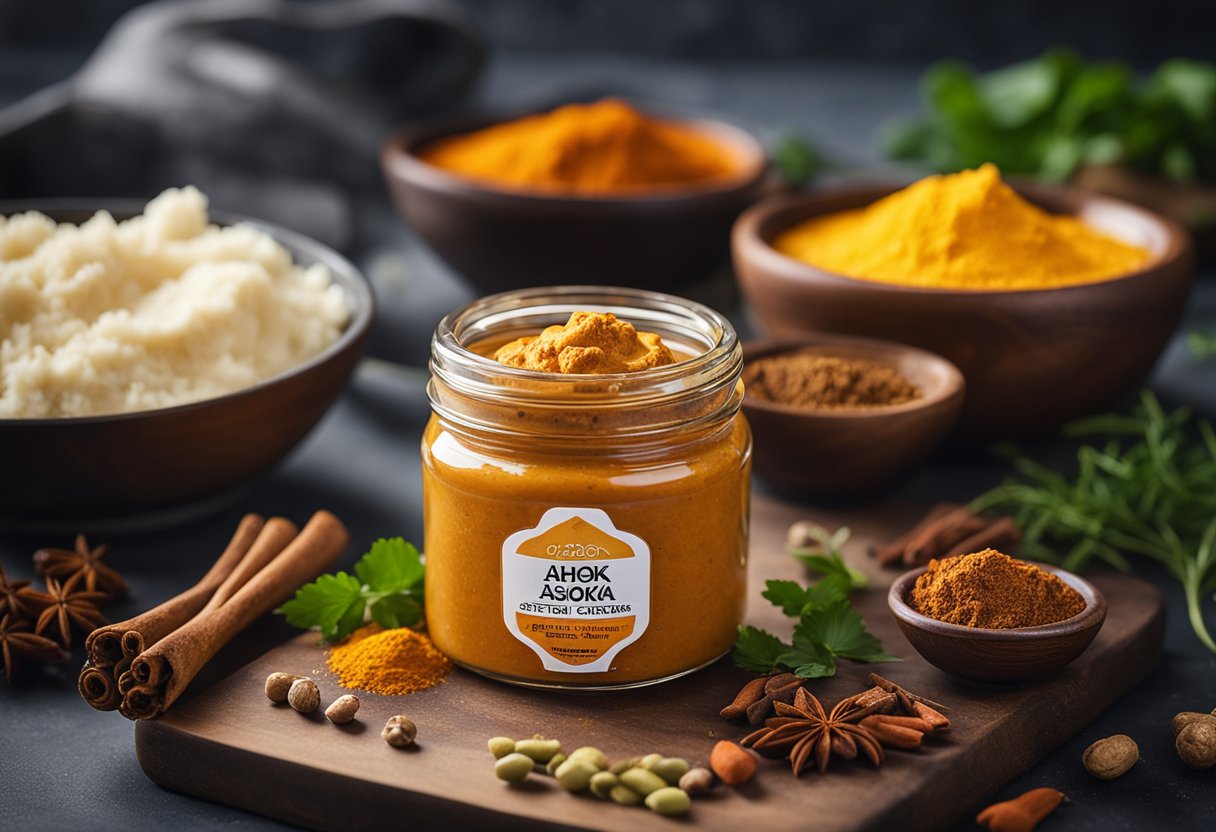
left=286, top=677, right=320, bottom=713
left=1082, top=734, right=1139, bottom=780
left=1171, top=711, right=1216, bottom=738
left=1176, top=719, right=1216, bottom=769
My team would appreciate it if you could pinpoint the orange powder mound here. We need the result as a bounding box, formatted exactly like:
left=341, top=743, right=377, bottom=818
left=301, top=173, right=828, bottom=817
left=419, top=98, right=740, bottom=194
left=909, top=549, right=1086, bottom=629
left=327, top=624, right=453, bottom=696
left=494, top=310, right=675, bottom=374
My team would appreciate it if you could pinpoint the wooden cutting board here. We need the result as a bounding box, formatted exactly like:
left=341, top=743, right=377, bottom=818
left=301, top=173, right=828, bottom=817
left=135, top=494, right=1165, bottom=832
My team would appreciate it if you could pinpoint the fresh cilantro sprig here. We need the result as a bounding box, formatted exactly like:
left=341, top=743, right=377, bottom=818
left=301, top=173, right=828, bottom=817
left=278, top=538, right=425, bottom=641
left=732, top=525, right=898, bottom=678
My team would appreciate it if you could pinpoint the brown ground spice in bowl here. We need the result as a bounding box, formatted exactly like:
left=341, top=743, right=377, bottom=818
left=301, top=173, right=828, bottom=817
left=909, top=549, right=1086, bottom=628
left=742, top=351, right=921, bottom=409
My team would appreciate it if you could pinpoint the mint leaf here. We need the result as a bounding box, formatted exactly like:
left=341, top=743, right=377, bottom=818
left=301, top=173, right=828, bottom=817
left=278, top=572, right=365, bottom=641
left=355, top=538, right=424, bottom=593
left=779, top=623, right=838, bottom=678
left=731, top=626, right=789, bottom=673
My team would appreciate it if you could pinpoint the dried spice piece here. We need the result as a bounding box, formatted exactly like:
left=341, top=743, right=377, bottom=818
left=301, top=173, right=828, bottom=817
left=1082, top=735, right=1139, bottom=780
left=976, top=787, right=1067, bottom=832
left=0, top=613, right=67, bottom=682
left=910, top=550, right=1085, bottom=629
left=34, top=534, right=128, bottom=599
left=741, top=688, right=885, bottom=776
left=31, top=574, right=108, bottom=648
left=872, top=504, right=1021, bottom=569
left=709, top=740, right=757, bottom=785
left=0, top=564, right=50, bottom=624
left=868, top=673, right=951, bottom=730
left=720, top=672, right=814, bottom=726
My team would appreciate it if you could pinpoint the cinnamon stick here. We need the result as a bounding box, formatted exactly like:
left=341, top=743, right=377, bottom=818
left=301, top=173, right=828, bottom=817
left=902, top=507, right=989, bottom=567
left=943, top=516, right=1022, bottom=558
left=871, top=502, right=960, bottom=566
left=119, top=510, right=348, bottom=720
left=78, top=514, right=264, bottom=711
left=84, top=514, right=265, bottom=668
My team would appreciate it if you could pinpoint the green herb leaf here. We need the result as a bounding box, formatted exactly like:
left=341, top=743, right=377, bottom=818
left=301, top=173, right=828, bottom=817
left=772, top=134, right=826, bottom=188
left=807, top=600, right=901, bottom=663
left=278, top=572, right=365, bottom=641
left=278, top=536, right=426, bottom=642
left=356, top=538, right=425, bottom=593
left=731, top=625, right=790, bottom=673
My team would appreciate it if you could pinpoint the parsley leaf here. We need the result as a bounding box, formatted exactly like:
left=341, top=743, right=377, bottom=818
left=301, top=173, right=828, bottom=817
left=732, top=525, right=898, bottom=678
left=731, top=625, right=789, bottom=673
left=278, top=536, right=426, bottom=641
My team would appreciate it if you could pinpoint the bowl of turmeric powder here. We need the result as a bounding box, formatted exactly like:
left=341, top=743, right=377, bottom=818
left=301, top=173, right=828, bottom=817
left=734, top=164, right=1195, bottom=438
left=888, top=550, right=1107, bottom=681
left=383, top=98, right=770, bottom=292
left=741, top=335, right=965, bottom=497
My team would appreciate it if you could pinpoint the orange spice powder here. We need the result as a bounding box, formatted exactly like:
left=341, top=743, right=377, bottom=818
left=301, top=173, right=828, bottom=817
left=327, top=624, right=452, bottom=695
left=909, top=549, right=1085, bottom=628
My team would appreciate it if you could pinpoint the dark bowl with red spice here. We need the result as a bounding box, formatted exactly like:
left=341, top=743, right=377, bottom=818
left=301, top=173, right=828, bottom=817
left=888, top=562, right=1107, bottom=682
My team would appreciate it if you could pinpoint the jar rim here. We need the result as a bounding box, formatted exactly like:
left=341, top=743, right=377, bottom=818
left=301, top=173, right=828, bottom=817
left=429, top=286, right=744, bottom=439
left=432, top=285, right=737, bottom=385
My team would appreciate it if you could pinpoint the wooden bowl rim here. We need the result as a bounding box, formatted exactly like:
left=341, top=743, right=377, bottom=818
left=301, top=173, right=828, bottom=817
left=0, top=199, right=374, bottom=426
left=733, top=179, right=1194, bottom=297
left=888, top=560, right=1108, bottom=640
left=382, top=104, right=770, bottom=205
left=740, top=334, right=966, bottom=420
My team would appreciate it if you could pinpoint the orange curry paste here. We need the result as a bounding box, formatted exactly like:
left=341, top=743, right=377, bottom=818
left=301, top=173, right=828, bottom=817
left=423, top=293, right=751, bottom=689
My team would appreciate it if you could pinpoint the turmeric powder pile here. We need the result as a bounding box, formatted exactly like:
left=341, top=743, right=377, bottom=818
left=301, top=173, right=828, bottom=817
left=910, top=549, right=1086, bottom=629
left=327, top=624, right=452, bottom=696
left=494, top=310, right=676, bottom=374
left=774, top=164, right=1150, bottom=290
left=420, top=99, right=741, bottom=194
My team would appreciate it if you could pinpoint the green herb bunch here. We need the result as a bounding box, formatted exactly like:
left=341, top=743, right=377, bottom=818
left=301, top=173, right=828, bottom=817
left=279, top=537, right=425, bottom=641
left=732, top=525, right=899, bottom=678
left=886, top=49, right=1216, bottom=184
left=974, top=392, right=1216, bottom=651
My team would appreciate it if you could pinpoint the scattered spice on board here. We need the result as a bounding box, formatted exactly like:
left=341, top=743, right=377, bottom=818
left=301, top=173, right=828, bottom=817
left=910, top=549, right=1085, bottom=628
left=773, top=163, right=1149, bottom=290
left=420, top=98, right=741, bottom=194
left=743, top=351, right=921, bottom=410
left=327, top=624, right=451, bottom=696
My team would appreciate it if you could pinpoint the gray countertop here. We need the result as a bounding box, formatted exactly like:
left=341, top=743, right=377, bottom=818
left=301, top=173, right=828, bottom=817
left=2, top=55, right=1215, bottom=831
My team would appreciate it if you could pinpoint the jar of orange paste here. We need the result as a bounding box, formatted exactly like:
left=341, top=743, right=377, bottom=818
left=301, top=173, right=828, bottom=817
left=423, top=287, right=751, bottom=689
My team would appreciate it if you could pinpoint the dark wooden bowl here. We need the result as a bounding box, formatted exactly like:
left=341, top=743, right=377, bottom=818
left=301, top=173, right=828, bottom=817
left=0, top=202, right=373, bottom=531
left=742, top=336, right=965, bottom=497
left=382, top=107, right=772, bottom=292
left=733, top=182, right=1196, bottom=438
left=888, top=562, right=1107, bottom=682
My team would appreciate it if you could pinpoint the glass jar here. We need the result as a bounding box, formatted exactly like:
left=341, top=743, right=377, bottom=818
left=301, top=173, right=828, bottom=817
left=422, top=286, right=751, bottom=689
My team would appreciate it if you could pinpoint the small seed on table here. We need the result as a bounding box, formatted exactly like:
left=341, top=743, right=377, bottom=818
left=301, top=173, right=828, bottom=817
left=678, top=767, right=715, bottom=796
left=287, top=678, right=320, bottom=713
left=495, top=752, right=534, bottom=783
left=325, top=694, right=360, bottom=724
left=382, top=715, right=417, bottom=748
left=264, top=672, right=302, bottom=703
left=487, top=736, right=516, bottom=758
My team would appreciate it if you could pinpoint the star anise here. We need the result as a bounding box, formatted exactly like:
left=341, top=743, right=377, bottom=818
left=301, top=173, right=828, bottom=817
left=741, top=687, right=886, bottom=775
left=0, top=563, right=50, bottom=624
left=34, top=534, right=128, bottom=599
left=30, top=574, right=108, bottom=648
left=0, top=613, right=67, bottom=682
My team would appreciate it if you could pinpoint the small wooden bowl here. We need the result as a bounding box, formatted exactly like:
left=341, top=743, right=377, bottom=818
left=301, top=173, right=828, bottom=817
left=733, top=182, right=1195, bottom=438
left=0, top=201, right=373, bottom=531
left=382, top=105, right=771, bottom=292
left=888, top=562, right=1107, bottom=682
left=742, top=335, right=965, bottom=497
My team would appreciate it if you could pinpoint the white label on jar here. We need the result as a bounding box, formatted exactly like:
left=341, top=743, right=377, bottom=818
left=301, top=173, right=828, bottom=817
left=501, top=507, right=651, bottom=673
